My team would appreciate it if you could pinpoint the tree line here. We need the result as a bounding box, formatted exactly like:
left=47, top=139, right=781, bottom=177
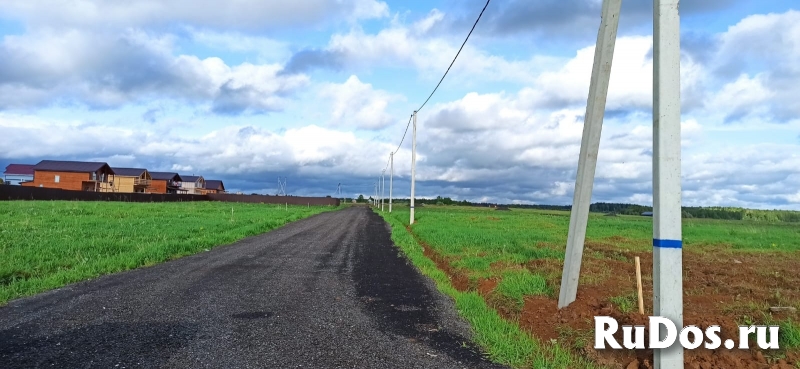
left=356, top=196, right=800, bottom=223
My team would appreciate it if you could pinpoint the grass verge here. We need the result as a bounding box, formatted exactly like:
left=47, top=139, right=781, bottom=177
left=0, top=200, right=336, bottom=305
left=376, top=208, right=599, bottom=369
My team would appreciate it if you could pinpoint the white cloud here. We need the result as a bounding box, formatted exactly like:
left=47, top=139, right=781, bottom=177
left=0, top=29, right=309, bottom=112
left=706, top=73, right=774, bottom=120
left=706, top=10, right=800, bottom=121
left=309, top=11, right=551, bottom=84
left=319, top=75, right=404, bottom=130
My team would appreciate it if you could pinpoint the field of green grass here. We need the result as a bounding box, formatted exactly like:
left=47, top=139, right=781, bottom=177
left=377, top=205, right=800, bottom=368
left=0, top=201, right=335, bottom=305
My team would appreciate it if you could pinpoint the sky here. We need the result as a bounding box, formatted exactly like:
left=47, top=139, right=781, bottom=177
left=0, top=0, right=799, bottom=209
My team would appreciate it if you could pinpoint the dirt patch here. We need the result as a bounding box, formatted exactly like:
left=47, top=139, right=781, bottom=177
left=477, top=278, right=499, bottom=296
left=519, top=243, right=800, bottom=368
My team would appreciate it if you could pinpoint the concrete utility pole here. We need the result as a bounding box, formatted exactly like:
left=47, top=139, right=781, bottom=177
left=389, top=152, right=394, bottom=212
left=558, top=0, right=622, bottom=309
left=381, top=169, right=385, bottom=211
left=653, top=0, right=683, bottom=367
left=410, top=111, right=417, bottom=224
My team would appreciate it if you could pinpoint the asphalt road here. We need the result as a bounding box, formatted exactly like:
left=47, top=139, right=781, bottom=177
left=0, top=206, right=507, bottom=369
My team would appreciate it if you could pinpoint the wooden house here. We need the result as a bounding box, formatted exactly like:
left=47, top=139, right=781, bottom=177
left=179, top=175, right=205, bottom=195
left=198, top=180, right=225, bottom=195
left=148, top=172, right=186, bottom=194
left=22, top=160, right=114, bottom=192
left=109, top=168, right=152, bottom=193
left=3, top=164, right=34, bottom=185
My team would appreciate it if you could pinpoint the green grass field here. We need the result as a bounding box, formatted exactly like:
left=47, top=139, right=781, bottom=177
left=0, top=201, right=335, bottom=305
left=378, top=205, right=800, bottom=368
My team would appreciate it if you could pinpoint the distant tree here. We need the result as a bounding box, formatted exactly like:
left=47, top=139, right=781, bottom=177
left=0, top=178, right=4, bottom=185
left=357, top=194, right=365, bottom=203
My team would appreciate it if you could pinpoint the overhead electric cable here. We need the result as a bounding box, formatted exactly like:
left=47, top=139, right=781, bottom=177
left=380, top=0, right=490, bottom=175
left=415, top=0, right=491, bottom=114
left=384, top=114, right=413, bottom=171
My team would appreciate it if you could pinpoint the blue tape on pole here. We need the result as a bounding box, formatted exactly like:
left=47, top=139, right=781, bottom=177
left=653, top=239, right=682, bottom=248
left=410, top=206, right=414, bottom=208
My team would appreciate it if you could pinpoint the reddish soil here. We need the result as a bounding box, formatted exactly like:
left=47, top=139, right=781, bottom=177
left=477, top=278, right=500, bottom=296
left=522, top=243, right=800, bottom=369
left=408, top=225, right=800, bottom=369
left=408, top=225, right=471, bottom=292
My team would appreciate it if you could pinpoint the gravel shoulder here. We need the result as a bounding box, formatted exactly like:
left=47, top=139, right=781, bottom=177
left=0, top=206, right=506, bottom=369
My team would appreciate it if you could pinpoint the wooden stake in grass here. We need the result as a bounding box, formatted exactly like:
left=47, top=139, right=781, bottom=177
left=635, top=256, right=644, bottom=315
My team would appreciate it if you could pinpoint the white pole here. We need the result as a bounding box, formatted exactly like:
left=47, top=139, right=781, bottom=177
left=653, top=0, right=683, bottom=367
left=410, top=111, right=417, bottom=224
left=381, top=169, right=385, bottom=211
left=389, top=152, right=394, bottom=212
left=558, top=0, right=622, bottom=309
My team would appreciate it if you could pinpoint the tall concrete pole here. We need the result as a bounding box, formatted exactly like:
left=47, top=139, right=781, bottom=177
left=558, top=0, right=622, bottom=309
left=381, top=169, right=385, bottom=211
left=653, top=0, right=683, bottom=367
left=410, top=111, right=417, bottom=225
left=389, top=152, right=394, bottom=212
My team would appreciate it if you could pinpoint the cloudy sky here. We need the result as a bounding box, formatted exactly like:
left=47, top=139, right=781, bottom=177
left=1, top=1, right=799, bottom=209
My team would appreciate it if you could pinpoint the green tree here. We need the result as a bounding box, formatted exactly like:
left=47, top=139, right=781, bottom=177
left=357, top=194, right=365, bottom=203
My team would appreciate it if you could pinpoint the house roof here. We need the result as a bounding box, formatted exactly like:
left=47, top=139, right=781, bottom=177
left=205, top=180, right=225, bottom=191
left=150, top=172, right=182, bottom=181
left=182, top=175, right=203, bottom=182
left=33, top=160, right=113, bottom=174
left=111, top=167, right=147, bottom=177
left=4, top=164, right=35, bottom=175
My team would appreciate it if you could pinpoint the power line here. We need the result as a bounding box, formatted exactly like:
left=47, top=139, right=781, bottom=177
left=416, top=0, right=491, bottom=114
left=384, top=114, right=413, bottom=171
left=379, top=0, right=490, bottom=176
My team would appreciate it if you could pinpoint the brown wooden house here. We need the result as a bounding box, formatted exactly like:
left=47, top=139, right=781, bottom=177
left=109, top=168, right=152, bottom=193
left=148, top=172, right=186, bottom=194
left=22, top=160, right=114, bottom=192
left=198, top=180, right=225, bottom=195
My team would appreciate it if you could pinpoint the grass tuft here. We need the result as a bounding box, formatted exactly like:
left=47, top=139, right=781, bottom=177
left=494, top=270, right=551, bottom=305
left=609, top=293, right=638, bottom=314
left=778, top=319, right=800, bottom=350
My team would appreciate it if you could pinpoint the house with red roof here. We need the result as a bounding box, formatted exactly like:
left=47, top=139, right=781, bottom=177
left=3, top=164, right=35, bottom=185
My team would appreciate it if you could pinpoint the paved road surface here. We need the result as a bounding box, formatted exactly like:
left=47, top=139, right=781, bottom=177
left=0, top=207, right=506, bottom=369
